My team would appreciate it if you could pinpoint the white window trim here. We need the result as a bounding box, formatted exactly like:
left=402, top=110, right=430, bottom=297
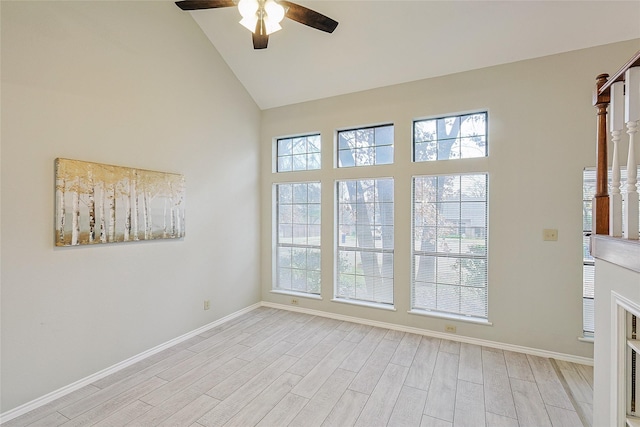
left=273, top=181, right=322, bottom=296
left=408, top=309, right=492, bottom=326
left=336, top=124, right=395, bottom=168
left=410, top=172, right=489, bottom=320
left=412, top=111, right=488, bottom=162
left=331, top=298, right=396, bottom=312
left=274, top=133, right=322, bottom=173
left=335, top=177, right=395, bottom=306
left=270, top=290, right=323, bottom=300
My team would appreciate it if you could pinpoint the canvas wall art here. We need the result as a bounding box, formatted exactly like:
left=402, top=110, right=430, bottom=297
left=55, top=158, right=185, bottom=246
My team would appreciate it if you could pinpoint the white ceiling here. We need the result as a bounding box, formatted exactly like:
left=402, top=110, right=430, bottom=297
left=187, top=1, right=640, bottom=109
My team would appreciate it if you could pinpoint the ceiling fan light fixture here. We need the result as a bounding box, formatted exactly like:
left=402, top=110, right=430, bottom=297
left=264, top=0, right=285, bottom=24
left=263, top=19, right=282, bottom=35
left=238, top=0, right=259, bottom=32
left=239, top=15, right=259, bottom=32
left=238, top=0, right=259, bottom=18
left=238, top=0, right=284, bottom=35
left=262, top=0, right=284, bottom=34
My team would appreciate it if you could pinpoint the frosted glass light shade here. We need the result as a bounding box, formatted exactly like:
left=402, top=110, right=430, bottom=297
left=238, top=0, right=259, bottom=18
left=240, top=15, right=258, bottom=32
left=263, top=20, right=282, bottom=35
left=264, top=0, right=285, bottom=23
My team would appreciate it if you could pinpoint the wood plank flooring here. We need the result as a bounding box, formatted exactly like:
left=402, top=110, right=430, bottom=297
left=3, top=307, right=593, bottom=427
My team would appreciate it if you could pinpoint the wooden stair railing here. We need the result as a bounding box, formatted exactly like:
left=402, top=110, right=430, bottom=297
left=591, top=50, right=640, bottom=274
left=593, top=73, right=611, bottom=236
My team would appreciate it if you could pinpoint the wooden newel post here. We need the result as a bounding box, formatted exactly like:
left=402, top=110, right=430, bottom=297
left=593, top=73, right=610, bottom=235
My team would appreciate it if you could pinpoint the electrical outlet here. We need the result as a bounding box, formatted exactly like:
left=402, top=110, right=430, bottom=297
left=204, top=300, right=210, bottom=310
left=291, top=298, right=299, bottom=305
left=543, top=228, right=558, bottom=241
left=445, top=324, right=456, bottom=333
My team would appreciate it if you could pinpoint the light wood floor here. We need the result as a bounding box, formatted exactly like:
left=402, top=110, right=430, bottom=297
left=3, top=307, right=594, bottom=427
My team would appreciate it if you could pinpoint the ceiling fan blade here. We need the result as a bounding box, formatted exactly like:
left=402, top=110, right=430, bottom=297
left=280, top=1, right=338, bottom=33
left=175, top=0, right=236, bottom=11
left=253, top=19, right=269, bottom=49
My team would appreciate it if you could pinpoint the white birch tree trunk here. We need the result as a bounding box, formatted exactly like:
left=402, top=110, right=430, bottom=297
left=148, top=194, right=154, bottom=238
left=163, top=198, right=168, bottom=238
left=108, top=183, right=116, bottom=242
left=71, top=184, right=80, bottom=245
left=143, top=191, right=153, bottom=239
left=56, top=177, right=65, bottom=244
left=99, top=182, right=107, bottom=243
left=141, top=191, right=147, bottom=239
left=131, top=170, right=139, bottom=241
left=124, top=179, right=131, bottom=241
left=169, top=197, right=175, bottom=237
left=175, top=201, right=181, bottom=237
left=87, top=170, right=96, bottom=243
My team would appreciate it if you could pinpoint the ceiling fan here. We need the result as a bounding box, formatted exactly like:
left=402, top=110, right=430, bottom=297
left=175, top=0, right=339, bottom=50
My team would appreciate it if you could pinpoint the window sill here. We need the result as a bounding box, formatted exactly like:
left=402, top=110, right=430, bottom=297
left=408, top=309, right=493, bottom=326
left=331, top=298, right=396, bottom=312
left=270, top=290, right=322, bottom=300
left=578, top=335, right=594, bottom=344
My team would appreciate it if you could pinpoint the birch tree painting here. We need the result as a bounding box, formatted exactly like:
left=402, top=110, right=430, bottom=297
left=55, top=158, right=185, bottom=246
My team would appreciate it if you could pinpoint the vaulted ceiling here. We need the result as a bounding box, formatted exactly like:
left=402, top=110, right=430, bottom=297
left=185, top=1, right=640, bottom=109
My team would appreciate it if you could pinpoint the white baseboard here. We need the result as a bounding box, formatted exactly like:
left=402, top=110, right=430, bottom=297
left=261, top=301, right=594, bottom=366
left=0, top=302, right=262, bottom=424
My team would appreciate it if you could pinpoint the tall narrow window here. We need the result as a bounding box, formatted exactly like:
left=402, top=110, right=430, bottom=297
left=338, top=124, right=394, bottom=167
left=336, top=178, right=394, bottom=305
left=275, top=182, right=321, bottom=295
left=412, top=174, right=488, bottom=319
left=277, top=134, right=321, bottom=172
left=582, top=169, right=596, bottom=337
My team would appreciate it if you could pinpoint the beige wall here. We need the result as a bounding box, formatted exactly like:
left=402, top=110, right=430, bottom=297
left=260, top=39, right=640, bottom=359
left=1, top=1, right=261, bottom=413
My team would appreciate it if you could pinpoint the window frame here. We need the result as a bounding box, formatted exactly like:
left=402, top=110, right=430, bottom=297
left=582, top=169, right=596, bottom=338
left=334, top=177, right=395, bottom=308
left=337, top=123, right=395, bottom=168
left=276, top=133, right=322, bottom=173
left=273, top=181, right=322, bottom=297
left=413, top=111, right=488, bottom=162
left=410, top=173, right=489, bottom=322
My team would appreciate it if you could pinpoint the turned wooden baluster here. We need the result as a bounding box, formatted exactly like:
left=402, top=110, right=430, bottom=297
left=624, top=67, right=639, bottom=240
left=593, top=73, right=610, bottom=235
left=610, top=81, right=624, bottom=237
